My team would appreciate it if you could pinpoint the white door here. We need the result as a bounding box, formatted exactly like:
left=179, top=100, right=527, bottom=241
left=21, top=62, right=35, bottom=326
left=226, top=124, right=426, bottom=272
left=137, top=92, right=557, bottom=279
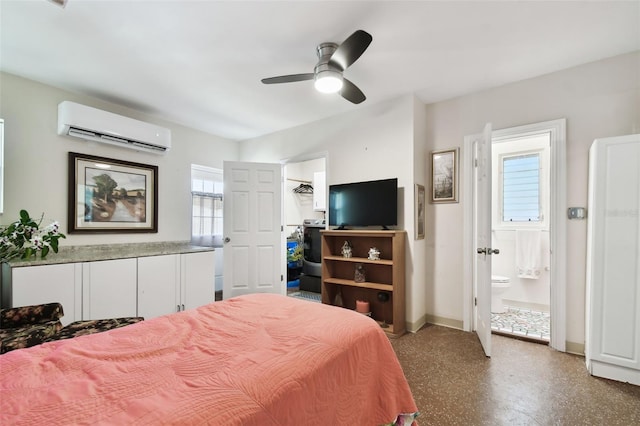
left=223, top=161, right=282, bottom=299
left=474, top=123, right=493, bottom=357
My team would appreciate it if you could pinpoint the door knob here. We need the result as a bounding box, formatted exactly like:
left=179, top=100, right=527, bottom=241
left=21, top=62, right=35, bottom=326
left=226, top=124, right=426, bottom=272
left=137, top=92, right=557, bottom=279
left=224, top=237, right=231, bottom=243
left=490, top=248, right=500, bottom=255
left=477, top=248, right=486, bottom=254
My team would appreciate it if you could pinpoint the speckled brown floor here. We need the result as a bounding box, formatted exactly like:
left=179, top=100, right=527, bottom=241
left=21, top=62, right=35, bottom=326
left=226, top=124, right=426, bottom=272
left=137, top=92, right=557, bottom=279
left=390, top=324, right=640, bottom=425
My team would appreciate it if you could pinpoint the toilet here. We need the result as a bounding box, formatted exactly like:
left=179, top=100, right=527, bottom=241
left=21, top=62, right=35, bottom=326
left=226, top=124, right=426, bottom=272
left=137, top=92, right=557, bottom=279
left=491, top=275, right=511, bottom=313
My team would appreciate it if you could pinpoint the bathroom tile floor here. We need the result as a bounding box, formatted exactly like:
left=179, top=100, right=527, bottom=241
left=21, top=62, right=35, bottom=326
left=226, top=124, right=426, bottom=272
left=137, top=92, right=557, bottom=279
left=491, top=306, right=550, bottom=341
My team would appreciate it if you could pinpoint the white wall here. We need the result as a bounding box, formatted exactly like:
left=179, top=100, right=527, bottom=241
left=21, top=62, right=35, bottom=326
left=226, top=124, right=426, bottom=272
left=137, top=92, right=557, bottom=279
left=4, top=50, right=636, bottom=348
left=411, top=97, right=429, bottom=329
left=239, top=95, right=426, bottom=329
left=0, top=72, right=239, bottom=245
left=424, top=51, right=639, bottom=348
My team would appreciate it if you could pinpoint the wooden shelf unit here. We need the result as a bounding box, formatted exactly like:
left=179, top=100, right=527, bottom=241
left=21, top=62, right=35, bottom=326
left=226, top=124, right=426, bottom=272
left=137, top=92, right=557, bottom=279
left=321, top=229, right=406, bottom=336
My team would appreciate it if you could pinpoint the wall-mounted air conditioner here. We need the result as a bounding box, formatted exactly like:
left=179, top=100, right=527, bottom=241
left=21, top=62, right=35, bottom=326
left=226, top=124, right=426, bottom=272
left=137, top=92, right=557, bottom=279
left=57, top=101, right=171, bottom=154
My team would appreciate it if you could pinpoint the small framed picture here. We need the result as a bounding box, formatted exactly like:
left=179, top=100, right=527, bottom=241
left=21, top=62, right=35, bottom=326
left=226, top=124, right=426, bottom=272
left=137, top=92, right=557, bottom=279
left=415, top=184, right=425, bottom=240
left=431, top=148, right=459, bottom=203
left=68, top=152, right=158, bottom=233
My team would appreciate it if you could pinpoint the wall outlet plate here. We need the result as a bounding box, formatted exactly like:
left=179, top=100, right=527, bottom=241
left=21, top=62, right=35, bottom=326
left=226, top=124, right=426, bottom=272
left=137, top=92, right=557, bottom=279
left=567, top=207, right=586, bottom=219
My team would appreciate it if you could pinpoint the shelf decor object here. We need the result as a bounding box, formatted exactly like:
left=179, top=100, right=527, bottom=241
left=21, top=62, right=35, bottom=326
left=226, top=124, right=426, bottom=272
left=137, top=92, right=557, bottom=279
left=341, top=240, right=352, bottom=258
left=377, top=291, right=390, bottom=329
left=321, top=229, right=406, bottom=336
left=367, top=247, right=380, bottom=260
left=354, top=264, right=366, bottom=283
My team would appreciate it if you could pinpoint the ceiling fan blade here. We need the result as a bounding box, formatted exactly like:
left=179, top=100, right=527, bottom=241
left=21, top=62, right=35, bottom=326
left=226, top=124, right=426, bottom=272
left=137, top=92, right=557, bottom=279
left=261, top=73, right=314, bottom=84
left=330, top=30, right=372, bottom=71
left=340, top=78, right=366, bottom=104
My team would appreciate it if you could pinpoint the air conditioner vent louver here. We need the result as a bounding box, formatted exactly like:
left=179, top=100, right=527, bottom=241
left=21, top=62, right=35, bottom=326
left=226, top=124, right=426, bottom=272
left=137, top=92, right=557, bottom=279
left=58, top=101, right=171, bottom=155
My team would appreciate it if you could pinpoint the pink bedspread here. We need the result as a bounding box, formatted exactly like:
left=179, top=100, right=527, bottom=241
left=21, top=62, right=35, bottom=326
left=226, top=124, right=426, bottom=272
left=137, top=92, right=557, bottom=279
left=1, top=293, right=417, bottom=425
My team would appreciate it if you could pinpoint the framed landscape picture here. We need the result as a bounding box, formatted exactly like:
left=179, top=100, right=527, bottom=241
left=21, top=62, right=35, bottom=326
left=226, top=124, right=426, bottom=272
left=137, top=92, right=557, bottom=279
left=415, top=184, right=425, bottom=240
left=431, top=148, right=459, bottom=203
left=68, top=152, right=158, bottom=233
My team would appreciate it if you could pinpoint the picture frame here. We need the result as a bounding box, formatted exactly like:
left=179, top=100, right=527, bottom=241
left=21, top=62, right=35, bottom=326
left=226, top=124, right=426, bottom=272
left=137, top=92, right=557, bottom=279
left=414, top=184, right=425, bottom=240
left=68, top=152, right=158, bottom=233
left=431, top=147, right=459, bottom=203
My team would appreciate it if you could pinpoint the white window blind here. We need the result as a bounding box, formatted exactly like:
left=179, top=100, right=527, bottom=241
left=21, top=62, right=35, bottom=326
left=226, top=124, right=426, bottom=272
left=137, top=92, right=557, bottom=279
left=191, top=165, right=223, bottom=247
left=502, top=153, right=540, bottom=222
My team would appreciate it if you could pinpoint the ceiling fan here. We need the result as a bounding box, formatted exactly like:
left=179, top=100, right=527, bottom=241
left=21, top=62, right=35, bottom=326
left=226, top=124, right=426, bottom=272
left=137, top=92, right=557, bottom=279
left=261, top=30, right=373, bottom=104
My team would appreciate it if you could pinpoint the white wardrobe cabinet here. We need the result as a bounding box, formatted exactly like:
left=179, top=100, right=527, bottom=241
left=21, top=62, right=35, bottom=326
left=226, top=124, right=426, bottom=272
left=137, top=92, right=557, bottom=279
left=585, top=134, right=640, bottom=386
left=138, top=251, right=215, bottom=320
left=82, top=258, right=138, bottom=320
left=2, top=262, right=82, bottom=326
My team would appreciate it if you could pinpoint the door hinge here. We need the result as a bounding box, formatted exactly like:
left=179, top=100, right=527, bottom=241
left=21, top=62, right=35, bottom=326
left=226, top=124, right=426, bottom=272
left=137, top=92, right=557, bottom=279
left=475, top=297, right=477, bottom=306
left=474, top=158, right=478, bottom=167
left=281, top=274, right=284, bottom=282
left=281, top=225, right=284, bottom=232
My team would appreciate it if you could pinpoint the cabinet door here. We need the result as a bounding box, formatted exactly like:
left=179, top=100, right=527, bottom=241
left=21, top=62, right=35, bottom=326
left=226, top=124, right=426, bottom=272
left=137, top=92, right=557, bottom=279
left=11, top=263, right=82, bottom=326
left=83, top=258, right=137, bottom=320
left=181, top=251, right=215, bottom=310
left=313, top=171, right=326, bottom=211
left=138, top=254, right=180, bottom=319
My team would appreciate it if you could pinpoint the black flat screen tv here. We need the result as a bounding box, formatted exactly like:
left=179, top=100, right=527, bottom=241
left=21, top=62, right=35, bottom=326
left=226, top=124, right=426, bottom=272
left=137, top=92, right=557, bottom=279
left=328, top=178, right=398, bottom=229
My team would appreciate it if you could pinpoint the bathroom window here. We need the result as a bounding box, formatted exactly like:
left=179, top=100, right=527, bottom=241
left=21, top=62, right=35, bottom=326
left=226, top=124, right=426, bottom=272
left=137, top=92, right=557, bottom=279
left=492, top=132, right=550, bottom=229
left=191, top=165, right=223, bottom=247
left=502, top=153, right=540, bottom=222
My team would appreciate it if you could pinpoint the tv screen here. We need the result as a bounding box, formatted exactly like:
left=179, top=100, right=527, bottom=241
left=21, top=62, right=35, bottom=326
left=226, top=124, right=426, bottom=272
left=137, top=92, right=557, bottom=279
left=328, top=178, right=398, bottom=228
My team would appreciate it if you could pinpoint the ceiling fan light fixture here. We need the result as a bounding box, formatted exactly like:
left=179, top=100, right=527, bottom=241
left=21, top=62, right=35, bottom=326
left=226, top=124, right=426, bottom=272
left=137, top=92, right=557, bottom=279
left=314, top=69, right=343, bottom=94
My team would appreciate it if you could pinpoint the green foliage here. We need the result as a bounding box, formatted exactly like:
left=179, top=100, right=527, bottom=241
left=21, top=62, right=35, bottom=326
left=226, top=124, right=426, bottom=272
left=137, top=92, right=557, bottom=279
left=0, top=209, right=66, bottom=263
left=93, top=173, right=118, bottom=202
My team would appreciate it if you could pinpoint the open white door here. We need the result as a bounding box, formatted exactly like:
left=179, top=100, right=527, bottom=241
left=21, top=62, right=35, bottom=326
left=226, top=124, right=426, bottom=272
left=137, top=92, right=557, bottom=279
left=474, top=123, right=493, bottom=357
left=223, top=161, right=283, bottom=299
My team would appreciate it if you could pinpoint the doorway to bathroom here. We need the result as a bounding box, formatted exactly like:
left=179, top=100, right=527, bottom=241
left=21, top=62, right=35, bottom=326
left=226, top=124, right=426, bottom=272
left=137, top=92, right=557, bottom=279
left=489, top=131, right=551, bottom=343
left=463, top=119, right=567, bottom=353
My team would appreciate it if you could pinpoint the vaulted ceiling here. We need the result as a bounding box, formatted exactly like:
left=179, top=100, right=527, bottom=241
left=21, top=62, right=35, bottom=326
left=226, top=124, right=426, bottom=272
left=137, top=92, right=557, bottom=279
left=1, top=1, right=638, bottom=140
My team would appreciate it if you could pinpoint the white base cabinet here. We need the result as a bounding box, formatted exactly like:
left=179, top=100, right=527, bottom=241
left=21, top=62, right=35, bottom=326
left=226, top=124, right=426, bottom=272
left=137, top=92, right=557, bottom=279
left=137, top=251, right=215, bottom=319
left=138, top=254, right=181, bottom=319
left=82, top=258, right=138, bottom=320
left=2, top=250, right=215, bottom=324
left=3, top=263, right=82, bottom=326
left=180, top=251, right=216, bottom=311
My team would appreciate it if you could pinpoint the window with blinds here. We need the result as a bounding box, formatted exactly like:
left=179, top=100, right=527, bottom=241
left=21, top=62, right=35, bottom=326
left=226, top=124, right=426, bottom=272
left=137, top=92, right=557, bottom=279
left=502, top=153, right=540, bottom=222
left=191, top=165, right=223, bottom=247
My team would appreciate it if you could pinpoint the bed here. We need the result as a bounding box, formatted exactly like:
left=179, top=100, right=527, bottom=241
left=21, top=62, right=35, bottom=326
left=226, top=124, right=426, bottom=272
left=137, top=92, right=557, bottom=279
left=0, top=293, right=418, bottom=425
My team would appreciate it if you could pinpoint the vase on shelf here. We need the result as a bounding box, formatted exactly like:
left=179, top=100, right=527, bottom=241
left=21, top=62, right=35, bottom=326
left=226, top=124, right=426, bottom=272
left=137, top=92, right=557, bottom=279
left=354, top=263, right=366, bottom=283
left=377, top=291, right=390, bottom=329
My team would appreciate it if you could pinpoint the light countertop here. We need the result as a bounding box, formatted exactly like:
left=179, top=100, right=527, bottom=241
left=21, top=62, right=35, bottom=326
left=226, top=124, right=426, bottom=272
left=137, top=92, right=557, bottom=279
left=5, top=241, right=215, bottom=268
